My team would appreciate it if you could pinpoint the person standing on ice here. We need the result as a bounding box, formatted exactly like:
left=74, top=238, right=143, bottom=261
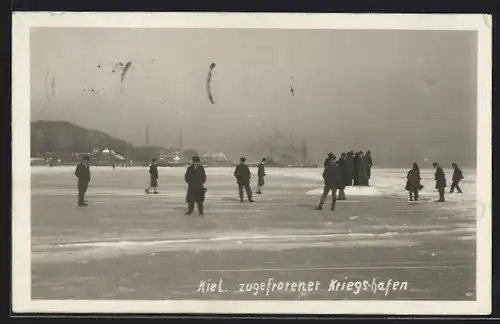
left=256, top=157, right=267, bottom=195
left=405, top=162, right=422, bottom=201
left=450, top=163, right=464, bottom=194
left=355, top=151, right=369, bottom=186
left=433, top=162, right=447, bottom=202
left=345, top=151, right=355, bottom=186
left=316, top=155, right=343, bottom=211
left=336, top=153, right=347, bottom=200
left=234, top=157, right=254, bottom=203
left=365, top=150, right=373, bottom=185
left=74, top=155, right=91, bottom=207
left=184, top=156, right=207, bottom=216
left=145, top=158, right=159, bottom=194
left=353, top=152, right=360, bottom=185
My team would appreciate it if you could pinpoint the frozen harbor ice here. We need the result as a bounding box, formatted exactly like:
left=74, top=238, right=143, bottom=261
left=30, top=166, right=477, bottom=300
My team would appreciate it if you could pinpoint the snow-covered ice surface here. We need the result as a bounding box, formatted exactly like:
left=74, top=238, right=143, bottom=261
left=30, top=166, right=477, bottom=300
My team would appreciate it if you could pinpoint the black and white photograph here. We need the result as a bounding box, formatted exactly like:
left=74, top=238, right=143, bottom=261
left=12, top=13, right=491, bottom=315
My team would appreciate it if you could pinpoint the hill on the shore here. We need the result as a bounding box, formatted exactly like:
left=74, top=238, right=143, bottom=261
left=31, top=120, right=133, bottom=157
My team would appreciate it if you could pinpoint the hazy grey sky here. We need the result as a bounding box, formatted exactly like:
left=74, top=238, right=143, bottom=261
left=30, top=28, right=477, bottom=164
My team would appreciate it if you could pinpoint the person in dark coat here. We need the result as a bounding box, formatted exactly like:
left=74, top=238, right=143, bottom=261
left=355, top=151, right=369, bottom=186
left=185, top=156, right=207, bottom=216
left=145, top=158, right=159, bottom=194
left=365, top=150, right=373, bottom=185
left=316, top=156, right=343, bottom=211
left=353, top=152, right=360, bottom=185
left=337, top=153, right=347, bottom=200
left=256, top=157, right=267, bottom=195
left=324, top=152, right=334, bottom=168
left=74, top=155, right=91, bottom=206
left=345, top=151, right=355, bottom=186
left=234, top=157, right=254, bottom=203
left=405, top=162, right=422, bottom=201
left=450, top=163, right=464, bottom=194
left=433, top=162, right=447, bottom=202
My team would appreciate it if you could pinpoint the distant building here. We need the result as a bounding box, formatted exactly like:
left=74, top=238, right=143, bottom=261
left=202, top=152, right=231, bottom=165
left=203, top=152, right=229, bottom=162
left=156, top=147, right=182, bottom=166
left=96, top=148, right=126, bottom=163
left=30, top=157, right=47, bottom=166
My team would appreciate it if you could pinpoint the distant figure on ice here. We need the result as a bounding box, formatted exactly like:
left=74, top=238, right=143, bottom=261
left=234, top=157, right=254, bottom=203
left=405, top=162, right=422, bottom=201
left=337, top=152, right=347, bottom=200
left=365, top=150, right=373, bottom=185
left=145, top=158, right=159, bottom=194
left=450, top=163, right=464, bottom=194
left=74, top=155, right=91, bottom=207
left=316, top=155, right=343, bottom=211
left=112, top=164, right=116, bottom=170
left=354, top=151, right=368, bottom=186
left=433, top=162, right=447, bottom=202
left=185, top=156, right=207, bottom=216
left=256, top=157, right=267, bottom=195
left=358, top=151, right=369, bottom=186
left=324, top=152, right=334, bottom=168
left=353, top=152, right=360, bottom=185
left=345, top=151, right=355, bottom=186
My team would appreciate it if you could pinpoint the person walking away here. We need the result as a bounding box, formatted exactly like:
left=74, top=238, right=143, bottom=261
left=337, top=153, right=347, bottom=200
left=405, top=162, right=422, bottom=201
left=234, top=157, right=254, bottom=203
left=433, top=162, right=447, bottom=202
left=316, top=155, right=343, bottom=211
left=145, top=158, right=159, bottom=194
left=112, top=164, right=116, bottom=170
left=185, top=156, right=207, bottom=216
left=450, top=163, right=464, bottom=194
left=345, top=151, right=355, bottom=186
left=365, top=150, right=373, bottom=185
left=256, top=157, right=267, bottom=194
left=75, top=155, right=91, bottom=206
left=324, top=152, right=334, bottom=168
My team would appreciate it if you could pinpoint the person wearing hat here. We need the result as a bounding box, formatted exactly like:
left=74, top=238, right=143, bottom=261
left=145, top=158, right=159, bottom=194
left=450, top=163, right=464, bottom=194
left=234, top=157, right=254, bottom=203
left=433, top=162, right=447, bottom=202
left=364, top=150, right=373, bottom=185
left=336, top=153, right=347, bottom=200
left=184, top=156, right=207, bottom=216
left=345, top=151, right=355, bottom=186
left=316, top=155, right=343, bottom=211
left=256, top=157, right=267, bottom=195
left=324, top=152, right=334, bottom=168
left=74, top=155, right=91, bottom=206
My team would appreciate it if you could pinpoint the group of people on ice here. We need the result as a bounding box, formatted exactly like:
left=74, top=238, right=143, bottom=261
left=316, top=150, right=374, bottom=211
left=74, top=151, right=464, bottom=216
left=143, top=156, right=268, bottom=216
left=405, top=162, right=464, bottom=202
left=324, top=150, right=373, bottom=187
left=314, top=150, right=465, bottom=211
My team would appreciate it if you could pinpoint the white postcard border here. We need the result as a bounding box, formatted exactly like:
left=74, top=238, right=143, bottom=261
left=12, top=12, right=492, bottom=315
